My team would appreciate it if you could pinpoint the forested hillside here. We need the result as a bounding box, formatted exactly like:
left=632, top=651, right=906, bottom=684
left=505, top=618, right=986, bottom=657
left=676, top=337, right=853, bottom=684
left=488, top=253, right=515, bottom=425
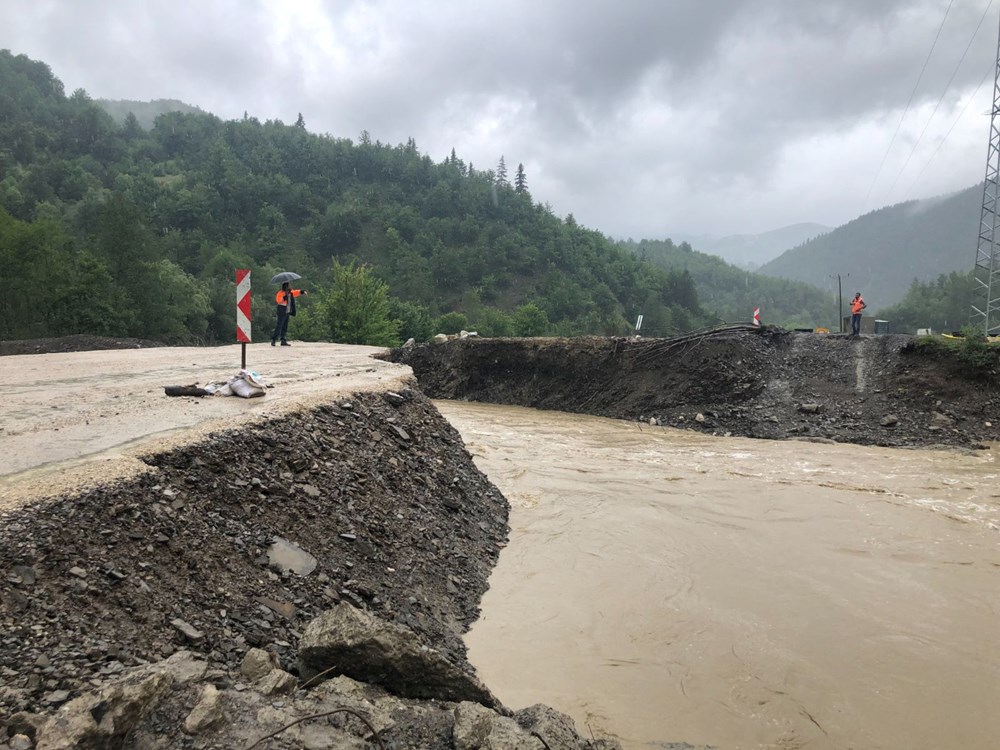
left=621, top=238, right=836, bottom=328
left=877, top=271, right=974, bottom=334
left=96, top=98, right=206, bottom=130
left=759, top=186, right=981, bottom=308
left=0, top=50, right=710, bottom=344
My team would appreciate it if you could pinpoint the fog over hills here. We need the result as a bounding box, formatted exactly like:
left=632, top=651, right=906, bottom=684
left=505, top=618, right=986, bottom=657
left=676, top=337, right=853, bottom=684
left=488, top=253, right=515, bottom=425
left=669, top=222, right=832, bottom=268
left=758, top=184, right=981, bottom=308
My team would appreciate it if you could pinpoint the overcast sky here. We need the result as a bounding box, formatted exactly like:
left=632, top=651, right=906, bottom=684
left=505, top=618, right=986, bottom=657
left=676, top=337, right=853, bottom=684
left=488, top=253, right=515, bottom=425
left=1, top=0, right=997, bottom=238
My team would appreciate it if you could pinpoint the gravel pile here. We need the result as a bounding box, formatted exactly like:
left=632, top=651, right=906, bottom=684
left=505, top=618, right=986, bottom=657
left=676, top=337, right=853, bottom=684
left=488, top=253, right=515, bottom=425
left=0, top=389, right=508, bottom=719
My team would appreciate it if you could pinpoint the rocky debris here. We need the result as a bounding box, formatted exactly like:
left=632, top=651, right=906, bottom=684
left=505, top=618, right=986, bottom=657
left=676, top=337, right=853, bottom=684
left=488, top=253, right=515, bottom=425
left=0, top=390, right=509, bottom=719
left=4, top=638, right=620, bottom=750
left=240, top=647, right=279, bottom=682
left=31, top=651, right=204, bottom=749
left=387, top=331, right=1000, bottom=449
left=454, top=701, right=542, bottom=749
left=300, top=602, right=500, bottom=708
left=514, top=703, right=617, bottom=750
left=169, top=619, right=204, bottom=644
left=181, top=684, right=224, bottom=734
left=266, top=536, right=318, bottom=576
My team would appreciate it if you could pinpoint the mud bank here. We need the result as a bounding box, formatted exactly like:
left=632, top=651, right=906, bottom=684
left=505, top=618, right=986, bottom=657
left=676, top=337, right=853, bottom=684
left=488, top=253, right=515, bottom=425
left=0, top=390, right=616, bottom=748
left=388, top=329, right=1000, bottom=448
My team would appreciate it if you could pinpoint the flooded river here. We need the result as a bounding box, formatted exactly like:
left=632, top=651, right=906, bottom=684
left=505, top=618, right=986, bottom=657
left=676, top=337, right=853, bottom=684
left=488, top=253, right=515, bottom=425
left=440, top=402, right=1000, bottom=750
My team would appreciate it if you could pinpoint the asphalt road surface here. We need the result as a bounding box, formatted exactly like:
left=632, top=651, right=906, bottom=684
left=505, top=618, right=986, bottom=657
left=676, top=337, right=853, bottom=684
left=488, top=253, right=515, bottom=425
left=0, top=342, right=408, bottom=509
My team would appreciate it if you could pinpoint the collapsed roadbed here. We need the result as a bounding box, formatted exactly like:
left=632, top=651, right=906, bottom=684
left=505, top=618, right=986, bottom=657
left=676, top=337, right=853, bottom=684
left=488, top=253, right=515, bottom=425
left=388, top=328, right=1000, bottom=449
left=0, top=389, right=618, bottom=749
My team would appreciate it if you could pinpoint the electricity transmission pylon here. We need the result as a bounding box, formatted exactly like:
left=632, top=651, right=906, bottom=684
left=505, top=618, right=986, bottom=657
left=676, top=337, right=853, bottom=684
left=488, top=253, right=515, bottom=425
left=972, top=13, right=1000, bottom=334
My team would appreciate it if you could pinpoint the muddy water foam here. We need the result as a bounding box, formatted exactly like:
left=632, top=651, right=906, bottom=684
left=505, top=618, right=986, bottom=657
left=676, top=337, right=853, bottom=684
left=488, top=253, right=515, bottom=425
left=440, top=401, right=1000, bottom=750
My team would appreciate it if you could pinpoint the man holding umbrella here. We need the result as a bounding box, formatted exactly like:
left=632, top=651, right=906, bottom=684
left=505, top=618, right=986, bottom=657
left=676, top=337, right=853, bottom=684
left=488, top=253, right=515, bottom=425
left=270, top=272, right=307, bottom=346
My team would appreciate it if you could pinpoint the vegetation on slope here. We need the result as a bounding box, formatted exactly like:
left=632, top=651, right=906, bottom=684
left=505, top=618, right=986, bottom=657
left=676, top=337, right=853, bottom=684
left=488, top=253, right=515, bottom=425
left=0, top=50, right=710, bottom=344
left=759, top=187, right=981, bottom=308
left=620, top=238, right=836, bottom=329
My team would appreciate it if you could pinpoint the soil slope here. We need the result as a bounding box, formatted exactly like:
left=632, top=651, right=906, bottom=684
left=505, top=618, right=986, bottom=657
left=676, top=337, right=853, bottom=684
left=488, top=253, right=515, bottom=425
left=0, top=391, right=508, bottom=719
left=389, top=329, right=1000, bottom=448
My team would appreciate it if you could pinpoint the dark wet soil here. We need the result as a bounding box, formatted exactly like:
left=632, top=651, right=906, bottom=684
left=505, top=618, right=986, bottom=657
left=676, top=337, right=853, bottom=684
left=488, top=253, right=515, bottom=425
left=387, top=329, right=1000, bottom=449
left=0, top=335, right=163, bottom=356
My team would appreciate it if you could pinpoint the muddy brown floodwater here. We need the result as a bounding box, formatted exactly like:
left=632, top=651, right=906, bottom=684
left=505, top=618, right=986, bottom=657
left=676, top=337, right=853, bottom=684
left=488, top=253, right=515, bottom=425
left=443, top=402, right=1000, bottom=750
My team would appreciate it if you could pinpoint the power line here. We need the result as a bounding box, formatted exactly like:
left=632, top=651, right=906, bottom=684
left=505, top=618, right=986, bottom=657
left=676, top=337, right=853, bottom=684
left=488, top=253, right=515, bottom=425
left=904, top=61, right=993, bottom=197
left=882, top=0, right=995, bottom=204
left=862, top=0, right=954, bottom=211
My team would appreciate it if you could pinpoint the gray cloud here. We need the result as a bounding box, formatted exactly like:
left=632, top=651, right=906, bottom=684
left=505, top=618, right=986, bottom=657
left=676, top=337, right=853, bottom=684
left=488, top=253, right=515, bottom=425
left=0, top=0, right=995, bottom=238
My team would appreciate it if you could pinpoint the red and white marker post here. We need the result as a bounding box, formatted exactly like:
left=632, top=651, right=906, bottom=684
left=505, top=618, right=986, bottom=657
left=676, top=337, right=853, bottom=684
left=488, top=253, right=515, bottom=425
left=236, top=269, right=252, bottom=369
left=752, top=306, right=761, bottom=327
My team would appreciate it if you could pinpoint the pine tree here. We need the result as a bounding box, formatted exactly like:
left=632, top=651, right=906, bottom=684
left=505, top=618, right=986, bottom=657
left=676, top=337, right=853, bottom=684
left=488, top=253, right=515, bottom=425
left=515, top=163, right=527, bottom=193
left=295, top=112, right=306, bottom=129
left=496, top=156, right=509, bottom=188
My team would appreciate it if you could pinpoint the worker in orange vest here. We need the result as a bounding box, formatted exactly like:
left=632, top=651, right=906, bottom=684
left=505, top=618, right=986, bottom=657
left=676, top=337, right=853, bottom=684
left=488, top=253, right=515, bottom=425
left=850, top=292, right=866, bottom=337
left=271, top=282, right=307, bottom=346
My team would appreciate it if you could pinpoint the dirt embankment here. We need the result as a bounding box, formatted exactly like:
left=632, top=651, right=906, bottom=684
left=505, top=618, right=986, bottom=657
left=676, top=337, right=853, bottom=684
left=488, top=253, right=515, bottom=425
left=0, top=391, right=523, bottom=743
left=388, top=329, right=1000, bottom=449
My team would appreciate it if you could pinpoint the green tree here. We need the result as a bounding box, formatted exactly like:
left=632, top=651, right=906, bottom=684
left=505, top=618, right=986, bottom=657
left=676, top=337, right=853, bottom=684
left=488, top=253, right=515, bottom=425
left=514, top=163, right=527, bottom=193
left=495, top=155, right=509, bottom=188
left=475, top=307, right=515, bottom=336
left=514, top=302, right=550, bottom=336
left=388, top=298, right=434, bottom=342
left=313, top=259, right=400, bottom=345
left=435, top=311, right=468, bottom=334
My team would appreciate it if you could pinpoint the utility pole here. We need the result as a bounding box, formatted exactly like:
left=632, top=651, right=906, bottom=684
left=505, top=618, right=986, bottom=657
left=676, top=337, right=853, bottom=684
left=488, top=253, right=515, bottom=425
left=972, top=11, right=1000, bottom=334
left=830, top=273, right=847, bottom=333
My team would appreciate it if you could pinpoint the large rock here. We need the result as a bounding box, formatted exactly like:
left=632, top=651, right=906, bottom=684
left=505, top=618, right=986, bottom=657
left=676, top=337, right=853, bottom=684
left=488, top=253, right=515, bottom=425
left=241, top=647, right=279, bottom=682
left=182, top=684, right=225, bottom=734
left=35, top=652, right=207, bottom=749
left=299, top=603, right=499, bottom=708
left=36, top=672, right=173, bottom=749
left=454, top=701, right=543, bottom=750
left=515, top=704, right=592, bottom=750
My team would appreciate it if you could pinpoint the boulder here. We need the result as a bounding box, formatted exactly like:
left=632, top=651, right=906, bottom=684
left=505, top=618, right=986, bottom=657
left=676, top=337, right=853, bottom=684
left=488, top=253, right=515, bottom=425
left=515, top=704, right=592, bottom=750
left=182, top=684, right=225, bottom=734
left=266, top=536, right=317, bottom=576
left=36, top=671, right=173, bottom=749
left=241, top=648, right=279, bottom=682
left=299, top=603, right=499, bottom=708
left=454, top=701, right=543, bottom=750
left=34, top=652, right=207, bottom=749
left=257, top=669, right=297, bottom=696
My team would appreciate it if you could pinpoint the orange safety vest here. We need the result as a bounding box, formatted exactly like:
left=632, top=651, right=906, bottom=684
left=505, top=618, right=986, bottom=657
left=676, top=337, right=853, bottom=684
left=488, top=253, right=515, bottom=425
left=275, top=289, right=303, bottom=306
left=850, top=296, right=865, bottom=314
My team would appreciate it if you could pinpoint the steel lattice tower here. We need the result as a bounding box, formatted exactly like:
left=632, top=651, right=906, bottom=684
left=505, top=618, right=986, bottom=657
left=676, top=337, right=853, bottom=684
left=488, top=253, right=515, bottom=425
left=972, top=14, right=1000, bottom=334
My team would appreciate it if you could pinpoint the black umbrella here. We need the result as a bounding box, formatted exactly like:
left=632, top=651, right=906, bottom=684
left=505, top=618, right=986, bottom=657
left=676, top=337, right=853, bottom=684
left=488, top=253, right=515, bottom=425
left=270, top=271, right=302, bottom=285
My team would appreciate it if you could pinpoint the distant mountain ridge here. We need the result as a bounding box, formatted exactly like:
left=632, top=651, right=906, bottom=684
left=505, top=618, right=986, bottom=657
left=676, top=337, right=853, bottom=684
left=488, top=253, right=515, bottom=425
left=96, top=98, right=205, bottom=129
left=758, top=185, right=982, bottom=308
left=670, top=222, right=831, bottom=268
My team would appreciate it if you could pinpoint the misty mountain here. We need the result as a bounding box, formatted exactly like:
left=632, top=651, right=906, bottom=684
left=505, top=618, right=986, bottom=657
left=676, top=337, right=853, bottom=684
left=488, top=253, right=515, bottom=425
left=669, top=222, right=831, bottom=268
left=758, top=185, right=982, bottom=308
left=96, top=98, right=205, bottom=129
left=621, top=238, right=835, bottom=329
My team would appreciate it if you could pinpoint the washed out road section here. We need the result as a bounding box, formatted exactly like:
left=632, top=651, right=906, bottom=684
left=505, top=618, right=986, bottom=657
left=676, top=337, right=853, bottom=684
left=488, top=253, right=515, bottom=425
left=0, top=343, right=408, bottom=508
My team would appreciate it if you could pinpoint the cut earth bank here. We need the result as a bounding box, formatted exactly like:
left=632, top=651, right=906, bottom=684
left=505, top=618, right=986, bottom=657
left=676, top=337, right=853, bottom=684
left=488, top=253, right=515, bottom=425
left=0, top=342, right=623, bottom=750
left=387, top=328, right=1000, bottom=449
